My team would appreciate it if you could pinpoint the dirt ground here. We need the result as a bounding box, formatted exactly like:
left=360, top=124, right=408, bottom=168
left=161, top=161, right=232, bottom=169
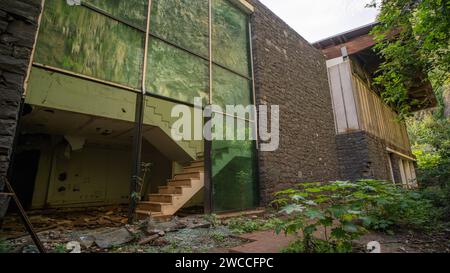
left=1, top=207, right=449, bottom=253
left=355, top=229, right=450, bottom=253
left=0, top=206, right=249, bottom=253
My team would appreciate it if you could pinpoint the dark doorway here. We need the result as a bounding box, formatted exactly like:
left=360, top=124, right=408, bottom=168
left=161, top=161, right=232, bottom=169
left=9, top=150, right=40, bottom=210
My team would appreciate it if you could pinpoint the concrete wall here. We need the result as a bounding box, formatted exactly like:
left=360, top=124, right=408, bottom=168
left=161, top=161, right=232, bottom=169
left=27, top=137, right=172, bottom=209
left=0, top=0, right=42, bottom=189
left=249, top=0, right=340, bottom=204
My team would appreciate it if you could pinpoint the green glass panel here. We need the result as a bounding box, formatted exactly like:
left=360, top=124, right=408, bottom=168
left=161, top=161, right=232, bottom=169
left=151, top=0, right=209, bottom=56
left=212, top=0, right=249, bottom=76
left=34, top=0, right=144, bottom=88
left=147, top=38, right=209, bottom=104
left=84, top=0, right=148, bottom=28
left=212, top=65, right=252, bottom=111
left=212, top=117, right=258, bottom=212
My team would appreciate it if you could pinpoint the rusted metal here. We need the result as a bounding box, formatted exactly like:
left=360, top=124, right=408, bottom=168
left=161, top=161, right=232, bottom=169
left=128, top=0, right=153, bottom=224
left=2, top=176, right=46, bottom=253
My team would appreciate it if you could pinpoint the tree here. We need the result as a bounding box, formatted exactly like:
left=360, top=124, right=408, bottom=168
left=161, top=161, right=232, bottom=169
left=368, top=0, right=450, bottom=216
left=368, top=0, right=450, bottom=117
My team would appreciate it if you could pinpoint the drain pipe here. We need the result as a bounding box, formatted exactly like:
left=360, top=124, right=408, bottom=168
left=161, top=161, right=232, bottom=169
left=128, top=0, right=152, bottom=223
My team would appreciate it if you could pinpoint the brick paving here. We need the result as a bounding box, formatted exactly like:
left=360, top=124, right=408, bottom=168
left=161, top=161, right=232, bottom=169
left=229, top=230, right=298, bottom=253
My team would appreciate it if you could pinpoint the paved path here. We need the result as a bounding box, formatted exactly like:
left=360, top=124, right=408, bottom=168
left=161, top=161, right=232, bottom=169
left=229, top=230, right=298, bottom=253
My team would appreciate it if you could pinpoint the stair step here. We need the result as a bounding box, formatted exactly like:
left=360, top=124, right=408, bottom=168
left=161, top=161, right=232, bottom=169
left=168, top=178, right=193, bottom=187
left=149, top=194, right=181, bottom=203
left=138, top=201, right=171, bottom=212
left=190, top=160, right=204, bottom=168
left=158, top=186, right=183, bottom=194
left=183, top=165, right=204, bottom=172
left=173, top=171, right=201, bottom=180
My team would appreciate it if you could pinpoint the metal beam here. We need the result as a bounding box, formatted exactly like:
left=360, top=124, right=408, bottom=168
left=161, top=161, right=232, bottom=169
left=203, top=0, right=214, bottom=214
left=128, top=0, right=152, bottom=224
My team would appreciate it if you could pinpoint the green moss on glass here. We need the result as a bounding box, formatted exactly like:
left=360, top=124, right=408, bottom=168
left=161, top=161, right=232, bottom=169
left=146, top=38, right=208, bottom=104
left=34, top=0, right=144, bottom=88
left=84, top=0, right=148, bottom=28
left=212, top=65, right=252, bottom=109
left=210, top=116, right=257, bottom=212
left=212, top=0, right=250, bottom=76
left=151, top=0, right=209, bottom=57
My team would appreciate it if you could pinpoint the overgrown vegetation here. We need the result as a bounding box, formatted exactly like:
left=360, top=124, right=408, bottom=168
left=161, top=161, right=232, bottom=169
left=408, top=101, right=450, bottom=217
left=0, top=239, right=12, bottom=253
left=273, top=180, right=442, bottom=253
left=366, top=0, right=450, bottom=230
left=226, top=216, right=283, bottom=235
left=367, top=0, right=449, bottom=117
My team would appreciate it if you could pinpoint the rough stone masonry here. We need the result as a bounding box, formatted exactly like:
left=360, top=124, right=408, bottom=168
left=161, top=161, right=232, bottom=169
left=0, top=0, right=42, bottom=196
left=249, top=0, right=340, bottom=204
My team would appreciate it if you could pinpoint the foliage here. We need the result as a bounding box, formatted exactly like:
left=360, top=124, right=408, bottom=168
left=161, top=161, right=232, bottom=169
left=53, top=244, right=67, bottom=253
left=367, top=0, right=450, bottom=118
left=408, top=106, right=450, bottom=216
left=409, top=114, right=450, bottom=187
left=0, top=239, right=12, bottom=253
left=203, top=214, right=220, bottom=227
left=228, top=216, right=283, bottom=235
left=273, top=180, right=441, bottom=253
left=210, top=231, right=227, bottom=242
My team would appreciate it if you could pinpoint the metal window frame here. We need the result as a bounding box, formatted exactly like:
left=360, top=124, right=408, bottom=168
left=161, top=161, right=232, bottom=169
left=28, top=0, right=259, bottom=216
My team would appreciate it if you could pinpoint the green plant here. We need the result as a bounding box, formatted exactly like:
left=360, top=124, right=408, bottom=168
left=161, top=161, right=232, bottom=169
left=228, top=216, right=283, bottom=235
left=367, top=0, right=450, bottom=118
left=273, top=181, right=370, bottom=253
left=282, top=237, right=346, bottom=254
left=0, top=239, right=12, bottom=253
left=273, top=180, right=441, bottom=253
left=53, top=243, right=67, bottom=253
left=203, top=214, right=220, bottom=227
left=408, top=108, right=450, bottom=217
left=210, top=231, right=226, bottom=242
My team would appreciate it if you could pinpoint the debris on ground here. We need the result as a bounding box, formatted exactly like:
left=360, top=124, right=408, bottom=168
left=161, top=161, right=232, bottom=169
left=0, top=207, right=248, bottom=253
left=1, top=207, right=447, bottom=253
left=93, top=228, right=134, bottom=249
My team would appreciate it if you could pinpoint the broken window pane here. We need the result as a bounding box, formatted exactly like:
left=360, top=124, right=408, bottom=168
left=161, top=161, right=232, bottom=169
left=83, top=0, right=148, bottom=28
left=212, top=0, right=250, bottom=76
left=34, top=0, right=144, bottom=88
left=212, top=65, right=252, bottom=111
left=150, top=0, right=209, bottom=57
left=146, top=38, right=209, bottom=104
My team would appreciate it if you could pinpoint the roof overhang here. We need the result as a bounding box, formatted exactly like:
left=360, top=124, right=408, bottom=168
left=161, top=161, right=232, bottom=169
left=313, top=22, right=437, bottom=111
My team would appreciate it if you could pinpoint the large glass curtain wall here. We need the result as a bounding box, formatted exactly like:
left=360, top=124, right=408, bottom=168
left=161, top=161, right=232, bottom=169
left=33, top=0, right=258, bottom=212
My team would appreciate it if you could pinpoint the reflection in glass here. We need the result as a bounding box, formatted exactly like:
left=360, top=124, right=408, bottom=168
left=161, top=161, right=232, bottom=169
left=212, top=0, right=250, bottom=76
left=147, top=38, right=209, bottom=104
left=151, top=0, right=209, bottom=57
left=211, top=115, right=258, bottom=212
left=84, top=0, right=148, bottom=27
left=212, top=65, right=252, bottom=110
left=34, top=0, right=144, bottom=88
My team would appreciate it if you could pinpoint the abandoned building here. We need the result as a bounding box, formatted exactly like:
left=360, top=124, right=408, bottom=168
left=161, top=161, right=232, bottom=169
left=0, top=0, right=436, bottom=221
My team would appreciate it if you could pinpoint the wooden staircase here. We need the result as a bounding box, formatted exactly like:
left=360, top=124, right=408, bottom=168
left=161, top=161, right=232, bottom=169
left=136, top=159, right=204, bottom=220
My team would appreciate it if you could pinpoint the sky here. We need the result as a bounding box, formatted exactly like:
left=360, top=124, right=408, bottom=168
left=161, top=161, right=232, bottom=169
left=258, top=0, right=380, bottom=43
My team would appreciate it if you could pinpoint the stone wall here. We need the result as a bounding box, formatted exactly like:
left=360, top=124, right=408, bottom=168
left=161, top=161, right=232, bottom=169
left=0, top=0, right=42, bottom=191
left=336, top=131, right=392, bottom=181
left=249, top=0, right=340, bottom=204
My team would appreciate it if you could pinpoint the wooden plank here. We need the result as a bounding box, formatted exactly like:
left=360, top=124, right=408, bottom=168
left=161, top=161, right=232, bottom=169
left=321, top=33, right=376, bottom=59
left=403, top=160, right=412, bottom=188
left=399, top=159, right=407, bottom=186
left=339, top=62, right=359, bottom=130
left=328, top=65, right=348, bottom=133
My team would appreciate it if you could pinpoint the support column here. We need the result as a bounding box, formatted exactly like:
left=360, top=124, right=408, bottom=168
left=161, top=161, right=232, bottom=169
left=0, top=0, right=44, bottom=217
